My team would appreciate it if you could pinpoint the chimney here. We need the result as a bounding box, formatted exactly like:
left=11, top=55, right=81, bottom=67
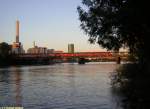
left=16, top=20, right=19, bottom=43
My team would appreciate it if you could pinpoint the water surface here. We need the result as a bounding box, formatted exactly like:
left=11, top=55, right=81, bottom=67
left=0, top=62, right=122, bottom=109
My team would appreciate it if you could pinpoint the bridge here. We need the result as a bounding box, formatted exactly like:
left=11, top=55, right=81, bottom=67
left=14, top=52, right=129, bottom=64
left=49, top=52, right=112, bottom=57
left=18, top=52, right=128, bottom=57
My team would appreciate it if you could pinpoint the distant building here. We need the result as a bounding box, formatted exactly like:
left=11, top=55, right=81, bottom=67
left=27, top=46, right=48, bottom=54
left=47, top=49, right=55, bottom=53
left=27, top=41, right=56, bottom=54
left=12, top=42, right=25, bottom=54
left=53, top=50, right=64, bottom=53
left=12, top=20, right=25, bottom=54
left=68, top=44, right=74, bottom=53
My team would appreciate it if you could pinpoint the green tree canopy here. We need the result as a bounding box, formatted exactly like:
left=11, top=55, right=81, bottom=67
left=77, top=0, right=150, bottom=62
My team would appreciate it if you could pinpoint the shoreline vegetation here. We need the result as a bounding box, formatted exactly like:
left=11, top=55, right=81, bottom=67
left=77, top=0, right=150, bottom=108
left=111, top=63, right=150, bottom=109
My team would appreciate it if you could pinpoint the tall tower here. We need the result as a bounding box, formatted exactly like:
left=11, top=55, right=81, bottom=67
left=12, top=20, right=25, bottom=54
left=16, top=20, right=19, bottom=43
left=68, top=44, right=74, bottom=53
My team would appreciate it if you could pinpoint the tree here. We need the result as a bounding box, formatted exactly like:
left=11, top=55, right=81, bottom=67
left=78, top=1, right=150, bottom=108
left=77, top=0, right=150, bottom=63
left=0, top=42, right=12, bottom=65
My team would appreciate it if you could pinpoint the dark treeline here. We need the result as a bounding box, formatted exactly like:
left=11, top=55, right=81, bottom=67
left=78, top=0, right=150, bottom=109
left=0, top=42, right=13, bottom=66
left=0, top=42, right=53, bottom=66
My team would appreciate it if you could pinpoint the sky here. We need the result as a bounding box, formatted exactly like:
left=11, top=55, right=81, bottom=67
left=0, top=0, right=107, bottom=52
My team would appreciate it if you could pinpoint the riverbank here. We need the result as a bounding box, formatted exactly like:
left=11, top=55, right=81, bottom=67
left=111, top=62, right=150, bottom=109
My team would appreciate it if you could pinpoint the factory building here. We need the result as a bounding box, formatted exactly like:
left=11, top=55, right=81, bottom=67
left=27, top=46, right=48, bottom=54
left=27, top=41, right=48, bottom=54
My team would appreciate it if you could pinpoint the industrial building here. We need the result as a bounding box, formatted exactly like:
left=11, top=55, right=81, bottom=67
left=27, top=42, right=48, bottom=54
left=27, top=46, right=48, bottom=54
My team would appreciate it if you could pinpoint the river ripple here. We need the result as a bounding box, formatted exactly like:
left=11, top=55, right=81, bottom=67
left=0, top=62, right=122, bottom=109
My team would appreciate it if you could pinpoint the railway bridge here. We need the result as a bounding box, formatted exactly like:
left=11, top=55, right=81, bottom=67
left=14, top=52, right=129, bottom=64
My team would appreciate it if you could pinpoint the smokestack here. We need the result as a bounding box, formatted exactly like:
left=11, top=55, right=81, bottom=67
left=16, top=20, right=19, bottom=43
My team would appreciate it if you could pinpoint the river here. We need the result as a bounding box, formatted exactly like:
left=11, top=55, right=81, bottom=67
left=0, top=62, right=123, bottom=109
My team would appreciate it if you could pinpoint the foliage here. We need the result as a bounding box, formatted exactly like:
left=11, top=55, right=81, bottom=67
left=111, top=64, right=150, bottom=109
left=0, top=42, right=12, bottom=66
left=77, top=0, right=150, bottom=62
left=78, top=1, right=150, bottom=108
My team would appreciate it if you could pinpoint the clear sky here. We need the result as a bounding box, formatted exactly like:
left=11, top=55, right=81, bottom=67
left=0, top=0, right=106, bottom=52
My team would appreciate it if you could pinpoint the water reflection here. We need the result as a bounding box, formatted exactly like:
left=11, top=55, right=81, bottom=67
left=14, top=68, right=22, bottom=106
left=0, top=62, right=122, bottom=109
left=0, top=67, right=23, bottom=106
